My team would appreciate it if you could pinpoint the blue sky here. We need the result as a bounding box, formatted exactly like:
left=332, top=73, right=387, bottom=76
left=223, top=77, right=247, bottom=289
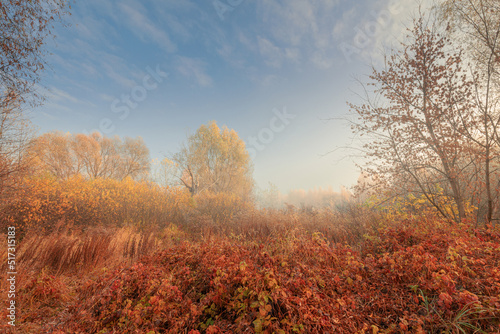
left=33, top=0, right=428, bottom=193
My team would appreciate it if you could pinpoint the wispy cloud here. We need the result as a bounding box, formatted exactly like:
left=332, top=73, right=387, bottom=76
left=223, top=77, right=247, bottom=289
left=257, top=37, right=300, bottom=68
left=99, top=93, right=116, bottom=103
left=176, top=57, right=213, bottom=87
left=39, top=111, right=59, bottom=121
left=310, top=51, right=334, bottom=69
left=48, top=34, right=139, bottom=90
left=257, top=37, right=283, bottom=68
left=101, top=62, right=137, bottom=88
left=72, top=15, right=120, bottom=47
left=230, top=0, right=343, bottom=70
left=46, top=87, right=98, bottom=109
left=331, top=0, right=435, bottom=65
left=260, top=74, right=278, bottom=87
left=48, top=87, right=82, bottom=104
left=118, top=1, right=177, bottom=53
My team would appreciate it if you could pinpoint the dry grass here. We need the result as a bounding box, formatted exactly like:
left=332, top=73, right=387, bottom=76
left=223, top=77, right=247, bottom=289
left=0, top=222, right=191, bottom=332
left=189, top=203, right=384, bottom=250
left=0, top=204, right=380, bottom=280
left=0, top=223, right=189, bottom=279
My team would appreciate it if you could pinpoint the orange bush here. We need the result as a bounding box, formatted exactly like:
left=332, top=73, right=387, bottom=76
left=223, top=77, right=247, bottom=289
left=0, top=175, right=192, bottom=235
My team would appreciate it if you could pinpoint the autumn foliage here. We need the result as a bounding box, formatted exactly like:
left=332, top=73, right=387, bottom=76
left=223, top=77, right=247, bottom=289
left=0, top=176, right=191, bottom=236
left=2, top=1, right=500, bottom=332
left=350, top=13, right=500, bottom=224
left=1, top=192, right=500, bottom=333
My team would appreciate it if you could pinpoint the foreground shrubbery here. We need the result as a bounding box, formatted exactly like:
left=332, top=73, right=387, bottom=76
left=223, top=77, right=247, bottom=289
left=1, top=208, right=499, bottom=333
left=1, top=177, right=499, bottom=332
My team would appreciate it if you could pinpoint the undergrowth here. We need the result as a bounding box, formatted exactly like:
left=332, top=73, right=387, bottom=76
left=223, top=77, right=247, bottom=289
left=1, top=207, right=499, bottom=333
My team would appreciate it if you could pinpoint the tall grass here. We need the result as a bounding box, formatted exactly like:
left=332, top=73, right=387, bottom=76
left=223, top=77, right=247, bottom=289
left=1, top=202, right=381, bottom=280
left=0, top=223, right=188, bottom=278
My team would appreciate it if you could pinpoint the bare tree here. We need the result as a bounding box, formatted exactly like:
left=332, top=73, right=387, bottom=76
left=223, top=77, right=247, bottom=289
left=0, top=96, right=33, bottom=196
left=119, top=136, right=150, bottom=180
left=150, top=158, right=177, bottom=188
left=31, top=131, right=78, bottom=179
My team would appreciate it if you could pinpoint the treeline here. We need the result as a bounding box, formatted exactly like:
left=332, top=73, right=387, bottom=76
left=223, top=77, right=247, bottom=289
left=31, top=131, right=150, bottom=181
left=0, top=122, right=256, bottom=235
left=1, top=119, right=254, bottom=193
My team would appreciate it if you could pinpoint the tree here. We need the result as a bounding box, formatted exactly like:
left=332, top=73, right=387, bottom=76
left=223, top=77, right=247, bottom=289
left=0, top=0, right=69, bottom=199
left=32, top=132, right=150, bottom=181
left=257, top=182, right=282, bottom=209
left=150, top=158, right=177, bottom=188
left=349, top=16, right=476, bottom=222
left=440, top=0, right=499, bottom=81
left=1, top=0, right=69, bottom=109
left=72, top=133, right=118, bottom=179
left=120, top=137, right=151, bottom=181
left=439, top=0, right=500, bottom=222
left=171, top=121, right=254, bottom=199
left=0, top=97, right=33, bottom=195
left=31, top=131, right=78, bottom=179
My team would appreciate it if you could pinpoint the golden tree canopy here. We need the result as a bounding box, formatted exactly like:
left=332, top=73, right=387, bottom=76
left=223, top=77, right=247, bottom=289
left=172, top=121, right=254, bottom=199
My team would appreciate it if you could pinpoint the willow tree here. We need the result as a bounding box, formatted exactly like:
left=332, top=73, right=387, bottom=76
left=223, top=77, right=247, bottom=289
left=349, top=17, right=476, bottom=222
left=171, top=121, right=254, bottom=199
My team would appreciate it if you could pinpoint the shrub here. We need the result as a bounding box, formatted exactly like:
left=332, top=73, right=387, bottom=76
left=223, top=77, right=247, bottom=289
left=0, top=175, right=192, bottom=235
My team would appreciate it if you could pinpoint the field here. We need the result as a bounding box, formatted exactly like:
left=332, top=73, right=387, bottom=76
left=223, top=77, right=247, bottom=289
left=3, top=0, right=500, bottom=333
left=1, top=179, right=499, bottom=333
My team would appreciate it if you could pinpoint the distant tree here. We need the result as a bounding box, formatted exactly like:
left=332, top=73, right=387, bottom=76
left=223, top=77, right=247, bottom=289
left=0, top=98, right=33, bottom=195
left=72, top=133, right=120, bottom=179
left=31, top=131, right=78, bottom=179
left=171, top=121, right=254, bottom=199
left=257, top=182, right=282, bottom=209
left=119, top=137, right=150, bottom=180
left=282, top=187, right=345, bottom=209
left=150, top=158, right=177, bottom=188
left=349, top=16, right=476, bottom=222
left=32, top=132, right=150, bottom=181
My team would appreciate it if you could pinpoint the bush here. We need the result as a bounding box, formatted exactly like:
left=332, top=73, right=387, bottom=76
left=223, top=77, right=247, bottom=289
left=0, top=175, right=192, bottom=235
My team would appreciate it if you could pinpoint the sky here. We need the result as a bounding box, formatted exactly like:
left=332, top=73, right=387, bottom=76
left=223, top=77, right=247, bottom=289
left=32, top=0, right=431, bottom=194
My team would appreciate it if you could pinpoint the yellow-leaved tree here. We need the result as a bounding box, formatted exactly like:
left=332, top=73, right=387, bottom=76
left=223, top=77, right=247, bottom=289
left=170, top=121, right=254, bottom=200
